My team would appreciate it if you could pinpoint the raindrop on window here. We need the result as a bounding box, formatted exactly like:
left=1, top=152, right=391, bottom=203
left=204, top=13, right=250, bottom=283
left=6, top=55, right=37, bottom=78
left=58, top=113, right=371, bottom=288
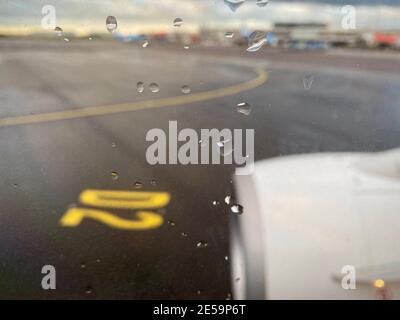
left=167, top=220, right=175, bottom=227
left=181, top=85, right=191, bottom=94
left=134, top=181, right=143, bottom=189
left=217, top=139, right=230, bottom=148
left=236, top=102, right=252, bottom=115
left=224, top=0, right=245, bottom=12
left=85, top=286, right=93, bottom=294
left=230, top=204, right=243, bottom=215
left=256, top=0, right=269, bottom=7
left=225, top=195, right=232, bottom=205
left=149, top=83, right=160, bottom=93
left=173, top=18, right=183, bottom=27
left=54, top=26, right=63, bottom=37
left=247, top=30, right=267, bottom=52
left=136, top=81, right=145, bottom=93
left=111, top=171, right=119, bottom=180
left=196, top=241, right=208, bottom=248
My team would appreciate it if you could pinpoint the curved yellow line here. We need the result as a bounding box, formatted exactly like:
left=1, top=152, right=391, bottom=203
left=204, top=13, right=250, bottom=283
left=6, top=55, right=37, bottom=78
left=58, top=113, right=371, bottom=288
left=0, top=68, right=267, bottom=128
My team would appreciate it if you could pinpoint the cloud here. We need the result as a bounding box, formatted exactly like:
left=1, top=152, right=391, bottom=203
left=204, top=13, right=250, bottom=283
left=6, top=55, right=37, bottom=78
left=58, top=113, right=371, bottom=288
left=1, top=0, right=400, bottom=34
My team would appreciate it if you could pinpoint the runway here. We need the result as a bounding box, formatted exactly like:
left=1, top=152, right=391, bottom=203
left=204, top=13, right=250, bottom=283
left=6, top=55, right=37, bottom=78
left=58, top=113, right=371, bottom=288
left=0, top=39, right=399, bottom=298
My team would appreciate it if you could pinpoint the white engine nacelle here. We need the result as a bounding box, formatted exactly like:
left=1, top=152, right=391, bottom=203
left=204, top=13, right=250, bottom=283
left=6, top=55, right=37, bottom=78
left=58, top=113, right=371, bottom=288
left=231, top=149, right=400, bottom=299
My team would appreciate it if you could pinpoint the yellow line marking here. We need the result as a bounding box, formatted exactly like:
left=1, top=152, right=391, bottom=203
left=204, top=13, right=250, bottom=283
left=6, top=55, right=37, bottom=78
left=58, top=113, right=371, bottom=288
left=0, top=68, right=267, bottom=128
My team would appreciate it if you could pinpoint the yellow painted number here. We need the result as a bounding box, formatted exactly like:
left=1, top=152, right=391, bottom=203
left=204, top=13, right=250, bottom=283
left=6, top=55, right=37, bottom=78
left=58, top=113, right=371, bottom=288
left=60, top=208, right=163, bottom=230
left=60, top=190, right=170, bottom=231
left=79, top=189, right=170, bottom=209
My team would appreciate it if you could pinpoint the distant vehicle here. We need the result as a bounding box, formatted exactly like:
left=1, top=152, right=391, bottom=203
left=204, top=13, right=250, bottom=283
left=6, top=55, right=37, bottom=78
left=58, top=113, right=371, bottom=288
left=287, top=39, right=328, bottom=51
left=231, top=148, right=400, bottom=299
left=113, top=33, right=146, bottom=43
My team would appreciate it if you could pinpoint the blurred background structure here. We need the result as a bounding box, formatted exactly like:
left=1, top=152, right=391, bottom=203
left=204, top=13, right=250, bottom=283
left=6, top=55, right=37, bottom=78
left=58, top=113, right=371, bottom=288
left=1, top=0, right=400, bottom=50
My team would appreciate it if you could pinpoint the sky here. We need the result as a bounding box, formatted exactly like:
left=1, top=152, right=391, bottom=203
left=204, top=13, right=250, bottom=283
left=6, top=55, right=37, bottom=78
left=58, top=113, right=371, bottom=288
left=1, top=0, right=400, bottom=35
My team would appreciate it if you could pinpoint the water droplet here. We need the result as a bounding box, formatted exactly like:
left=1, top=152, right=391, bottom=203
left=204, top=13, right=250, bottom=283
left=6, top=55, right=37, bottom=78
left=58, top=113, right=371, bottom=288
left=199, top=139, right=207, bottom=147
left=136, top=81, right=145, bottom=93
left=13, top=183, right=19, bottom=188
left=197, top=241, right=208, bottom=249
left=216, top=139, right=233, bottom=156
left=183, top=46, right=189, bottom=50
left=303, top=74, right=314, bottom=90
left=63, top=37, right=70, bottom=42
left=85, top=286, right=93, bottom=294
left=216, top=139, right=230, bottom=148
left=256, top=0, right=269, bottom=7
left=237, top=102, right=252, bottom=115
left=226, top=292, right=232, bottom=300
left=225, top=255, right=229, bottom=261
left=106, top=16, right=117, bottom=33
left=111, top=142, right=116, bottom=148
left=88, top=37, right=93, bottom=41
left=235, top=277, right=240, bottom=282
left=134, top=181, right=143, bottom=189
left=181, top=232, right=188, bottom=237
left=231, top=204, right=243, bottom=215
left=225, top=32, right=234, bottom=38
left=225, top=195, right=232, bottom=205
left=181, top=85, right=191, bottom=94
left=80, top=262, right=86, bottom=269
left=150, top=179, right=157, bottom=186
left=167, top=220, right=175, bottom=227
left=111, top=171, right=119, bottom=180
left=149, top=83, right=160, bottom=93
left=212, top=200, right=220, bottom=206
left=54, top=26, right=63, bottom=37
left=197, top=290, right=201, bottom=295
left=142, top=40, right=149, bottom=48
left=173, top=18, right=183, bottom=27
left=224, top=0, right=245, bottom=12
left=96, top=259, right=101, bottom=263
left=247, top=30, right=267, bottom=52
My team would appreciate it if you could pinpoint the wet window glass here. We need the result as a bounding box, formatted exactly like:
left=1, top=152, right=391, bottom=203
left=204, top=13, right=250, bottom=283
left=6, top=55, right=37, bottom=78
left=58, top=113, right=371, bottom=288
left=0, top=0, right=399, bottom=300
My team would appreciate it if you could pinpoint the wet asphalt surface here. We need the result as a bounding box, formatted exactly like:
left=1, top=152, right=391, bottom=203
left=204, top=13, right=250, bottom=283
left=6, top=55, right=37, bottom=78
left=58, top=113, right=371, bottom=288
left=0, top=39, right=399, bottom=299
